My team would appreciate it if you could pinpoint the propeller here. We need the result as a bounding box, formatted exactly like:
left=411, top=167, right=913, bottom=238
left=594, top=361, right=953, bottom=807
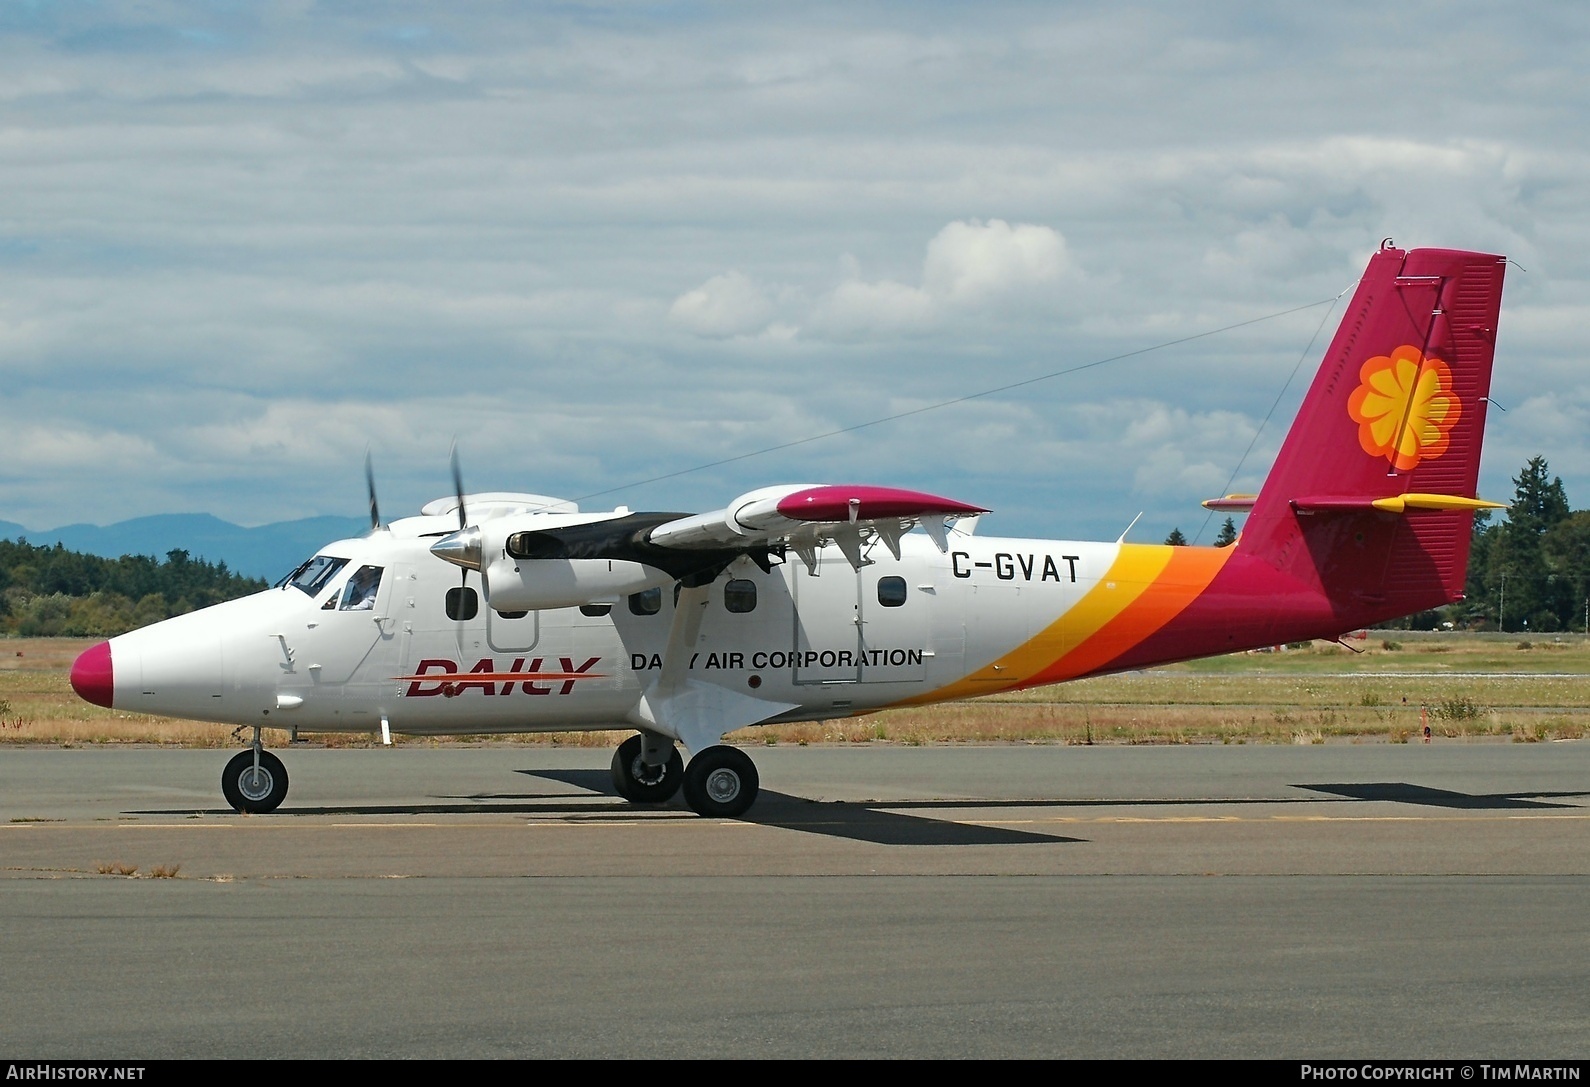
left=431, top=441, right=484, bottom=620
left=431, top=444, right=484, bottom=571
left=364, top=449, right=383, bottom=531
left=450, top=441, right=467, bottom=534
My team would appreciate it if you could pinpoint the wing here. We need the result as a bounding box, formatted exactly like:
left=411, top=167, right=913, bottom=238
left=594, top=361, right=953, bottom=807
left=430, top=482, right=988, bottom=612
left=642, top=483, right=988, bottom=567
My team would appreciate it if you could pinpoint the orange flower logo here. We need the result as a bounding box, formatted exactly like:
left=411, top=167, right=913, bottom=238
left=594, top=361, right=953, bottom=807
left=1347, top=345, right=1461, bottom=471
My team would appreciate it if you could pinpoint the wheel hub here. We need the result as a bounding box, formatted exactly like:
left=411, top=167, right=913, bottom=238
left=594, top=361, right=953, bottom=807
left=238, top=767, right=274, bottom=802
left=704, top=768, right=741, bottom=804
left=632, top=758, right=668, bottom=787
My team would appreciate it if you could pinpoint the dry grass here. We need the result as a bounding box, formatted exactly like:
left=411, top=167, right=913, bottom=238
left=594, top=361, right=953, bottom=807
left=6, top=633, right=1586, bottom=748
left=92, top=861, right=181, bottom=878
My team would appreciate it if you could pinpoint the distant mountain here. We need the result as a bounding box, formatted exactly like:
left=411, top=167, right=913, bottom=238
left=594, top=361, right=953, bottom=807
left=3, top=513, right=370, bottom=581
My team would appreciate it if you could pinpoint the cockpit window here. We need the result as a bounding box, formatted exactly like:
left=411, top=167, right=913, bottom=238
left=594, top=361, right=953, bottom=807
left=339, top=565, right=384, bottom=611
left=284, top=556, right=349, bottom=598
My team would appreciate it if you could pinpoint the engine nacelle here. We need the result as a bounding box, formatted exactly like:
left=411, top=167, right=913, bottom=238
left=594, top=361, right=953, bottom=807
left=431, top=508, right=685, bottom=611
left=479, top=555, right=673, bottom=612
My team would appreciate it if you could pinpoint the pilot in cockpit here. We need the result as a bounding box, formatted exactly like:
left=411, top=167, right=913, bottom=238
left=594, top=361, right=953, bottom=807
left=339, top=565, right=384, bottom=611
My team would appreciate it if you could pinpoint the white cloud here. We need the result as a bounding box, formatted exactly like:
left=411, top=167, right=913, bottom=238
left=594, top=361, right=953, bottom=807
left=737, top=218, right=1071, bottom=340
left=921, top=219, right=1069, bottom=303
left=806, top=276, right=934, bottom=339
left=0, top=3, right=1583, bottom=541
left=667, top=270, right=775, bottom=338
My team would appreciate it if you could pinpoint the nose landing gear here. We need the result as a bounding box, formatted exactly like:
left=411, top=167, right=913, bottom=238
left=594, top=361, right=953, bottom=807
left=222, top=726, right=289, bottom=813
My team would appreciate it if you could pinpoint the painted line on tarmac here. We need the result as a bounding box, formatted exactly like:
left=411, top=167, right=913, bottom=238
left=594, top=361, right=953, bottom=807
left=958, top=812, right=1590, bottom=827
left=19, top=808, right=1588, bottom=832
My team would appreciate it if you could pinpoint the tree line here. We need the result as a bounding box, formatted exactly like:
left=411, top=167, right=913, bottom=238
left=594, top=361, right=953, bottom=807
left=1164, top=456, right=1590, bottom=632
left=1457, top=456, right=1590, bottom=633
left=0, top=539, right=268, bottom=637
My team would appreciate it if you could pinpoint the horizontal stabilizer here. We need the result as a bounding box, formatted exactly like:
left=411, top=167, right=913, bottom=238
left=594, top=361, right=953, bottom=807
left=1290, top=493, right=1505, bottom=514
left=1201, top=494, right=1257, bottom=513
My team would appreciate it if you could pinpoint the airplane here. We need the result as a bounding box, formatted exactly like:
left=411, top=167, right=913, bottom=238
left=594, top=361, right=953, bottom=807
left=69, top=243, right=1508, bottom=818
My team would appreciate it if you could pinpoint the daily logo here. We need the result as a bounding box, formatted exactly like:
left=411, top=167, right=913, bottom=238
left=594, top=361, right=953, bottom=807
left=1347, top=344, right=1460, bottom=471
left=400, top=657, right=604, bottom=697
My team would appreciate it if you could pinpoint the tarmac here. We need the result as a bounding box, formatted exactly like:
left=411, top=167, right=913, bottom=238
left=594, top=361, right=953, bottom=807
left=2, top=742, right=1587, bottom=1058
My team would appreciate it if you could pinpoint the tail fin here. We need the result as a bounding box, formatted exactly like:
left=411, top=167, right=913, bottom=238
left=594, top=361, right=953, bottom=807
left=1236, top=244, right=1507, bottom=624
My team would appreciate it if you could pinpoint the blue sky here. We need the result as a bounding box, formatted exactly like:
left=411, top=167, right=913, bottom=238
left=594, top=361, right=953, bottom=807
left=1, top=2, right=1585, bottom=545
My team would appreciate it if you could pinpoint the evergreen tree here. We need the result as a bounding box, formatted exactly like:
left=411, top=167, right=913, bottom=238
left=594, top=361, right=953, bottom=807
left=0, top=538, right=266, bottom=637
left=1467, top=457, right=1574, bottom=632
left=1509, top=456, right=1570, bottom=533
left=1164, top=528, right=1187, bottom=546
left=1213, top=517, right=1238, bottom=547
left=1543, top=511, right=1590, bottom=634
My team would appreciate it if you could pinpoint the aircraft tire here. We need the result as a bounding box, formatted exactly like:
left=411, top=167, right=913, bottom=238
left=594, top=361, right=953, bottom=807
left=682, top=745, right=759, bottom=818
left=610, top=735, right=684, bottom=804
left=221, top=749, right=289, bottom=814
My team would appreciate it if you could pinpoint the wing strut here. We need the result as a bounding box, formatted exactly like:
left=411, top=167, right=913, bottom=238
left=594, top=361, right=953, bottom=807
left=628, top=579, right=798, bottom=754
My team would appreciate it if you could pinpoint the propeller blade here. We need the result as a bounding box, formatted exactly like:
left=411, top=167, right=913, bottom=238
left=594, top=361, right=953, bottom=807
left=364, top=450, right=382, bottom=531
left=431, top=442, right=484, bottom=572
left=450, top=441, right=467, bottom=530
left=445, top=442, right=475, bottom=626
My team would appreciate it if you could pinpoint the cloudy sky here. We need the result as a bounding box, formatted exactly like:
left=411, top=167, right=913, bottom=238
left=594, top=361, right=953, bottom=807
left=1, top=1, right=1585, bottom=546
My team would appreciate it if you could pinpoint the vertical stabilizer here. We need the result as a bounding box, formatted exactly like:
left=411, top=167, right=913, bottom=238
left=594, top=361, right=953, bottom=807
left=1236, top=244, right=1507, bottom=624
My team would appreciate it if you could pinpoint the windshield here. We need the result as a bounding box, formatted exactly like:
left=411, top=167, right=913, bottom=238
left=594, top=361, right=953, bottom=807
left=281, top=555, right=350, bottom=598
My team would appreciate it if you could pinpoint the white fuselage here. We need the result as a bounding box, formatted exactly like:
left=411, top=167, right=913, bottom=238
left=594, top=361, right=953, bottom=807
left=102, top=510, right=1123, bottom=747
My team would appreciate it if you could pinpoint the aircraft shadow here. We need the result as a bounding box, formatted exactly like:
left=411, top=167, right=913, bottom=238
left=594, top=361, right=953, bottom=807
left=130, top=768, right=1075, bottom=846
left=129, top=774, right=1586, bottom=846
left=525, top=769, right=1077, bottom=845
left=1295, top=782, right=1589, bottom=809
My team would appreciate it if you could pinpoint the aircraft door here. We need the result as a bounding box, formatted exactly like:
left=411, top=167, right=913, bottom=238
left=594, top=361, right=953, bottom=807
left=294, top=563, right=404, bottom=715
left=857, top=570, right=929, bottom=683
left=398, top=570, right=489, bottom=696
left=790, top=549, right=862, bottom=684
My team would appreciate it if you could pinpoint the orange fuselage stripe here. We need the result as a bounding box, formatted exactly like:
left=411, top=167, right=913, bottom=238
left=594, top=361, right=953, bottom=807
left=1021, top=544, right=1232, bottom=686
left=897, top=543, right=1232, bottom=705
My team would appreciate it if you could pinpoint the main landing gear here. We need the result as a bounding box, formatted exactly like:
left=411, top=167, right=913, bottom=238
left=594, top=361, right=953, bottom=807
left=222, top=726, right=289, bottom=814
left=610, top=733, right=760, bottom=818
left=610, top=733, right=684, bottom=804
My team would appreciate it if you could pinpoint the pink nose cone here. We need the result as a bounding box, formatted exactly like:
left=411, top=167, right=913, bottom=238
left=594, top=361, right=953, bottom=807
left=71, top=641, right=115, bottom=708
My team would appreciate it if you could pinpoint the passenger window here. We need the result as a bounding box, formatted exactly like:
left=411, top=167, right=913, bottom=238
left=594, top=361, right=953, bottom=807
left=340, top=565, right=384, bottom=611
left=495, top=610, right=529, bottom=620
left=628, top=588, right=662, bottom=616
left=877, top=576, right=907, bottom=608
left=580, top=603, right=613, bottom=617
left=446, top=586, right=479, bottom=621
left=724, top=579, right=757, bottom=614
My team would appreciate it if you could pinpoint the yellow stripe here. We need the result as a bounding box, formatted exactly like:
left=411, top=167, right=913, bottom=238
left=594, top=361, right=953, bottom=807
left=1029, top=544, right=1232, bottom=685
left=901, top=544, right=1174, bottom=704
